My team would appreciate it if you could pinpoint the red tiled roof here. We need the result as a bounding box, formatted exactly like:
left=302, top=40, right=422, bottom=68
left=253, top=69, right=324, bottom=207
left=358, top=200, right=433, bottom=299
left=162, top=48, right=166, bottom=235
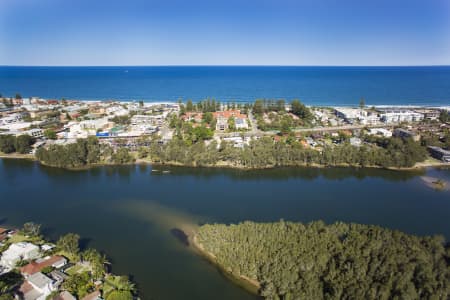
left=21, top=255, right=65, bottom=276
left=81, top=290, right=101, bottom=300
left=0, top=227, right=8, bottom=234
left=213, top=110, right=247, bottom=119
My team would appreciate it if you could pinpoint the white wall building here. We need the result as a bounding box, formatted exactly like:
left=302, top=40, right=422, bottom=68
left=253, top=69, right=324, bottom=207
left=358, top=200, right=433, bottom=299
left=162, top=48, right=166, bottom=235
left=368, top=128, right=393, bottom=137
left=0, top=242, right=40, bottom=268
left=27, top=272, right=56, bottom=300
left=380, top=110, right=424, bottom=124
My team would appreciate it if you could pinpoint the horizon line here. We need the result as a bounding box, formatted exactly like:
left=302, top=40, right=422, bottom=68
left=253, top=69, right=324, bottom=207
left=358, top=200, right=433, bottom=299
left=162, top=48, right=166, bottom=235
left=1, top=64, right=450, bottom=68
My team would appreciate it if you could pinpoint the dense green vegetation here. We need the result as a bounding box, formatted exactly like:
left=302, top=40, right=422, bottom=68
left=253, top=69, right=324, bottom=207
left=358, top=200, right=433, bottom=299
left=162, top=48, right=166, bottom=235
left=0, top=134, right=34, bottom=154
left=35, top=137, right=134, bottom=168
left=253, top=99, right=314, bottom=131
left=0, top=271, right=23, bottom=300
left=144, top=135, right=426, bottom=168
left=197, top=220, right=450, bottom=300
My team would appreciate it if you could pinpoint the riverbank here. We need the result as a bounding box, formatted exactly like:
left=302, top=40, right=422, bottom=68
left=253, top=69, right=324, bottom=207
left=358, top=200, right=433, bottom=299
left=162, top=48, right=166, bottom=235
left=1, top=152, right=448, bottom=171
left=190, top=233, right=261, bottom=295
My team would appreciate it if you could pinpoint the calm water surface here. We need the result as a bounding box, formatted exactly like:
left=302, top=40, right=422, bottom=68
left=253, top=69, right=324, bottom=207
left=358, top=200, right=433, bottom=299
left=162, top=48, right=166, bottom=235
left=1, top=66, right=450, bottom=106
left=1, top=159, right=449, bottom=300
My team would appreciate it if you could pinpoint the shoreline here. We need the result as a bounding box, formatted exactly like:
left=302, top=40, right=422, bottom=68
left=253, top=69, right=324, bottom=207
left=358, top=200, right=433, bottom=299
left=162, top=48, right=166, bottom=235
left=189, top=233, right=261, bottom=295
left=1, top=153, right=448, bottom=171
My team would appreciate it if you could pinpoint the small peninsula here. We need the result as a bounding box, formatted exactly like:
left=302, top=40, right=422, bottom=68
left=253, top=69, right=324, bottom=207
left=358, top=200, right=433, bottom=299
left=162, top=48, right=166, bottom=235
left=194, top=220, right=450, bottom=300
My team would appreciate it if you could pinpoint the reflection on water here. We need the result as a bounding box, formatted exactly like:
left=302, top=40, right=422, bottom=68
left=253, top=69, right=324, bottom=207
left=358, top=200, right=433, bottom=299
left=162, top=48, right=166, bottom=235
left=1, top=158, right=449, bottom=300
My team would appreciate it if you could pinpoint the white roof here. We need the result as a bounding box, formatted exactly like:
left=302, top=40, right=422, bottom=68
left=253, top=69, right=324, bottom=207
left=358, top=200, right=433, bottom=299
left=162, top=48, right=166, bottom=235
left=2, top=242, right=39, bottom=259
left=27, top=272, right=53, bottom=289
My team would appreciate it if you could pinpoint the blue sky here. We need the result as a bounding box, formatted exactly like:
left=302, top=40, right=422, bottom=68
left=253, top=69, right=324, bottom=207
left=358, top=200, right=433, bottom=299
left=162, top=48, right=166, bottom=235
left=0, top=0, right=449, bottom=66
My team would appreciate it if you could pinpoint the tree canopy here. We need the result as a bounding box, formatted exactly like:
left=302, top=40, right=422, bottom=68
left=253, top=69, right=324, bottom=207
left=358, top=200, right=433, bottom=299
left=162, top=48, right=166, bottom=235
left=197, top=220, right=449, bottom=300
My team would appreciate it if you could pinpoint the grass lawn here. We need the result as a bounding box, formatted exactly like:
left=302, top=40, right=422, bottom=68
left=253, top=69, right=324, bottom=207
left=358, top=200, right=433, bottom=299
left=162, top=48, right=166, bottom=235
left=65, top=264, right=88, bottom=275
left=7, top=234, right=29, bottom=243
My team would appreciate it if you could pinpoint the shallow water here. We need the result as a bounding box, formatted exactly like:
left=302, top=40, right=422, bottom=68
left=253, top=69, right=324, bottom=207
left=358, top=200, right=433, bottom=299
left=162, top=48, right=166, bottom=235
left=0, top=159, right=449, bottom=299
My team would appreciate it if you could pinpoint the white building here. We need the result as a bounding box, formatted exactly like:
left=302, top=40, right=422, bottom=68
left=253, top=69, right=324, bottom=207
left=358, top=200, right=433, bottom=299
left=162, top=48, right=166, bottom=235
left=27, top=272, right=56, bottom=300
left=380, top=110, right=424, bottom=124
left=25, top=128, right=44, bottom=138
left=368, top=128, right=393, bottom=138
left=0, top=242, right=40, bottom=268
left=0, top=113, right=23, bottom=125
left=235, top=117, right=249, bottom=130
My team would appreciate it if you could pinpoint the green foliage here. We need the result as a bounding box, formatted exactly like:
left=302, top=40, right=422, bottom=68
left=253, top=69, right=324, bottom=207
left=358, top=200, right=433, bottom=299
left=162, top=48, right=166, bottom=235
left=0, top=271, right=23, bottom=296
left=22, top=222, right=41, bottom=237
left=106, top=291, right=133, bottom=300
left=82, top=248, right=108, bottom=279
left=62, top=272, right=94, bottom=298
left=0, top=134, right=34, bottom=154
left=112, top=148, right=135, bottom=164
left=0, top=135, right=17, bottom=153
left=228, top=117, right=236, bottom=131
left=203, top=112, right=214, bottom=124
left=14, top=134, right=34, bottom=154
left=44, top=129, right=57, bottom=140
left=148, top=136, right=426, bottom=168
left=57, top=233, right=80, bottom=256
left=35, top=137, right=110, bottom=168
left=197, top=221, right=450, bottom=300
left=439, top=110, right=449, bottom=123
left=41, top=266, right=53, bottom=274
left=290, top=99, right=313, bottom=122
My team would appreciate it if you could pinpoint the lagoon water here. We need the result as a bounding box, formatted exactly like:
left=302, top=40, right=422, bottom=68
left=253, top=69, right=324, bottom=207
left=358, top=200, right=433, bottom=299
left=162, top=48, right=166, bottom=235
left=1, top=159, right=449, bottom=300
left=1, top=66, right=450, bottom=106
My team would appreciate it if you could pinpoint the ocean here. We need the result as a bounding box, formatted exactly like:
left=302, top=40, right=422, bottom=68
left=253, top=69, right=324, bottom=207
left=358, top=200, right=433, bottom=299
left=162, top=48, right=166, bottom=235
left=1, top=66, right=449, bottom=106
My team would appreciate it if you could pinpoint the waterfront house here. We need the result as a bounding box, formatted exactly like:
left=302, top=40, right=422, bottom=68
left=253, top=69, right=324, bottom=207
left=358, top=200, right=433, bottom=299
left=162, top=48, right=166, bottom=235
left=25, top=272, right=56, bottom=300
left=54, top=291, right=77, bottom=300
left=427, top=146, right=450, bottom=163
left=21, top=255, right=67, bottom=276
left=0, top=242, right=40, bottom=268
left=393, top=128, right=420, bottom=142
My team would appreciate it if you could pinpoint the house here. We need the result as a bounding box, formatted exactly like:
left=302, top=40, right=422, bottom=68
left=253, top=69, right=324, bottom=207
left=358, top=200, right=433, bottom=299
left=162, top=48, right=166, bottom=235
left=368, top=128, right=392, bottom=138
left=0, top=242, right=40, bottom=268
left=26, top=128, right=44, bottom=138
left=216, top=117, right=228, bottom=132
left=393, top=128, right=420, bottom=142
left=380, top=109, right=424, bottom=123
left=427, top=146, right=450, bottom=163
left=235, top=118, right=249, bottom=130
left=81, top=290, right=103, bottom=300
left=54, top=291, right=77, bottom=300
left=21, top=256, right=67, bottom=276
left=26, top=272, right=56, bottom=300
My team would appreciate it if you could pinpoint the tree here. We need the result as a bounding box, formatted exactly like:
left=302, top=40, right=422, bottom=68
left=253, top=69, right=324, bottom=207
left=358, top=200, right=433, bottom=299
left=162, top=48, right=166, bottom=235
left=138, top=100, right=144, bottom=107
left=82, top=248, right=108, bottom=278
left=290, top=99, right=313, bottom=122
left=439, top=110, right=449, bottom=123
left=15, top=93, right=22, bottom=99
left=57, top=233, right=80, bottom=256
left=228, top=117, right=236, bottom=131
left=22, top=222, right=41, bottom=237
left=0, top=135, right=16, bottom=153
left=186, top=100, right=194, bottom=112
left=44, top=129, right=57, bottom=140
left=203, top=112, right=213, bottom=124
left=15, top=135, right=34, bottom=154
left=359, top=97, right=366, bottom=109
left=0, top=271, right=23, bottom=297
left=112, top=148, right=134, bottom=164
left=253, top=99, right=264, bottom=115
